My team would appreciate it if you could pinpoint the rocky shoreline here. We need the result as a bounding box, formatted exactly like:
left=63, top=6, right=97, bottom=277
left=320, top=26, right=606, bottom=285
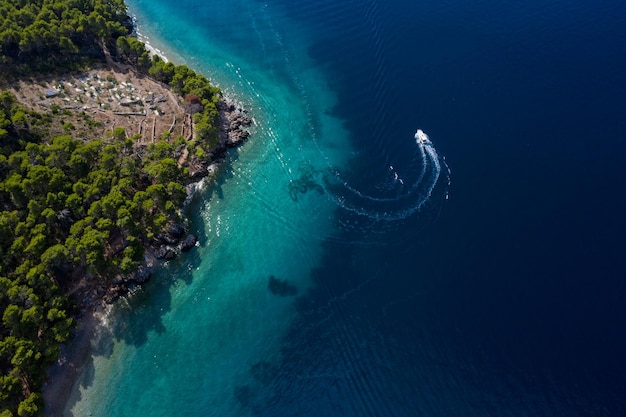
left=43, top=93, right=253, bottom=416
left=72, top=95, right=253, bottom=309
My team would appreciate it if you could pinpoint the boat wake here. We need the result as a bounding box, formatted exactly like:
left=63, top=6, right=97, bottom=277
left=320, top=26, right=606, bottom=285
left=290, top=129, right=450, bottom=227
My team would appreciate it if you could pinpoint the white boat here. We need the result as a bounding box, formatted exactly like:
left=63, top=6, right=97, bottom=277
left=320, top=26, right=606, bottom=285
left=415, top=129, right=430, bottom=144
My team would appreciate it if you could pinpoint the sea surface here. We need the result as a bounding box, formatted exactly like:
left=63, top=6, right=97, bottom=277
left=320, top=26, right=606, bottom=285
left=66, top=0, right=626, bottom=416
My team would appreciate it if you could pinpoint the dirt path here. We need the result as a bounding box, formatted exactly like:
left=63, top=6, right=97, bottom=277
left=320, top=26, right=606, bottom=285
left=7, top=66, right=184, bottom=145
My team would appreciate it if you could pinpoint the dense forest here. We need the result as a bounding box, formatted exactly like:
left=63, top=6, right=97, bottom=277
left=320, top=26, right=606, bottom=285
left=0, top=0, right=131, bottom=73
left=0, top=1, right=225, bottom=415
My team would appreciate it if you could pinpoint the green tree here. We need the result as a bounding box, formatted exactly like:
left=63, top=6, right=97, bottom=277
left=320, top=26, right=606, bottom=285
left=143, top=158, right=181, bottom=183
left=16, top=393, right=41, bottom=417
left=2, top=305, right=22, bottom=336
left=39, top=244, right=69, bottom=272
left=0, top=373, right=21, bottom=406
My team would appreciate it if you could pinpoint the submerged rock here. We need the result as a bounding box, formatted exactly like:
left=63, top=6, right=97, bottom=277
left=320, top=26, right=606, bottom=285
left=268, top=275, right=298, bottom=297
left=287, top=163, right=325, bottom=201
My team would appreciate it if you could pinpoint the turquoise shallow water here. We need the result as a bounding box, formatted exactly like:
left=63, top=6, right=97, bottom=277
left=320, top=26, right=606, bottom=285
left=67, top=1, right=354, bottom=416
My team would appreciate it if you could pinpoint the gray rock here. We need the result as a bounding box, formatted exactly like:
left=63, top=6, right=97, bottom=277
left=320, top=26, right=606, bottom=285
left=163, top=248, right=177, bottom=260
left=154, top=246, right=177, bottom=260
left=181, top=234, right=198, bottom=252
left=156, top=233, right=178, bottom=245
left=133, top=265, right=152, bottom=284
left=168, top=222, right=185, bottom=239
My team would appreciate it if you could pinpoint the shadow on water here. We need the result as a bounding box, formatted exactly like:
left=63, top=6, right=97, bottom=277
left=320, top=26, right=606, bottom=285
left=61, top=253, right=204, bottom=415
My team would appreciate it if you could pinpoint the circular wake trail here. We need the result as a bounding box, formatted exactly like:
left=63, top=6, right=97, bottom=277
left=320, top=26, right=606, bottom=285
left=323, top=129, right=449, bottom=222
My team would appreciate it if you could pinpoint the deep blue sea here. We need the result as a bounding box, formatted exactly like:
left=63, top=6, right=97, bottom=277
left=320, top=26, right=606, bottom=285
left=65, top=0, right=626, bottom=416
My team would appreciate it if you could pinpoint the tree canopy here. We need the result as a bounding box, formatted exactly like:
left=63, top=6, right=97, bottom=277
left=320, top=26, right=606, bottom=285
left=0, top=89, right=194, bottom=415
left=0, top=0, right=131, bottom=72
left=0, top=1, right=226, bottom=414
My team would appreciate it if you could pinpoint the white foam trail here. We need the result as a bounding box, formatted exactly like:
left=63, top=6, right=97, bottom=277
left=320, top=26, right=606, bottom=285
left=322, top=130, right=448, bottom=221
left=337, top=146, right=425, bottom=204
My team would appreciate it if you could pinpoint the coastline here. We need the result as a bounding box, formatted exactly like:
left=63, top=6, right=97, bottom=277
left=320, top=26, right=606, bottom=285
left=35, top=0, right=355, bottom=414
left=41, top=73, right=253, bottom=417
left=3, top=2, right=262, bottom=416
left=42, top=306, right=109, bottom=417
